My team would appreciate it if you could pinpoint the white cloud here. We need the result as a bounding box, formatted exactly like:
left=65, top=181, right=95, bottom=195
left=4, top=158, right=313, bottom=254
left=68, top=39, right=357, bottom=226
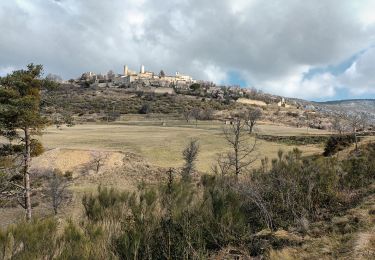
left=255, top=66, right=337, bottom=99
left=354, top=1, right=375, bottom=28
left=338, top=47, right=375, bottom=95
left=0, top=66, right=16, bottom=77
left=203, top=64, right=228, bottom=84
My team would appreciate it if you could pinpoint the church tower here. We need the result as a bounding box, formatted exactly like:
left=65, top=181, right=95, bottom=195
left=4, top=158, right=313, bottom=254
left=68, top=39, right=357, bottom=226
left=123, top=65, right=128, bottom=76
left=140, top=65, right=145, bottom=74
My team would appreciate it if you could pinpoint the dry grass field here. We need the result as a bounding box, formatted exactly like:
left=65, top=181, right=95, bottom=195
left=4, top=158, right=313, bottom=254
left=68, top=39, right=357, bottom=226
left=38, top=119, right=327, bottom=172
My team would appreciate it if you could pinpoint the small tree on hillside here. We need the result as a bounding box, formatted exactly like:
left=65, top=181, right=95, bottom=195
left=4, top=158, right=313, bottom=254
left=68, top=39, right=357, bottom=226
left=200, top=108, right=214, bottom=120
left=331, top=112, right=346, bottom=135
left=346, top=113, right=362, bottom=152
left=191, top=108, right=201, bottom=127
left=211, top=152, right=231, bottom=176
left=223, top=117, right=258, bottom=176
left=139, top=103, right=152, bottom=114
left=243, top=107, right=262, bottom=133
left=182, top=108, right=191, bottom=123
left=91, top=152, right=108, bottom=174
left=46, top=73, right=63, bottom=83
left=359, top=112, right=370, bottom=131
left=189, top=83, right=201, bottom=92
left=181, top=139, right=199, bottom=181
left=47, top=169, right=69, bottom=215
left=0, top=64, right=53, bottom=220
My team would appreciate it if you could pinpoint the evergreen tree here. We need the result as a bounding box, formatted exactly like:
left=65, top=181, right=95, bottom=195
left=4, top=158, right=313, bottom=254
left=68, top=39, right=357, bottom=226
left=0, top=64, right=51, bottom=220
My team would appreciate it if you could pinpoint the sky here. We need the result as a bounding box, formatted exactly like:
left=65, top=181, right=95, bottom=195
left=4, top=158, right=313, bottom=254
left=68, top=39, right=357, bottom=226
left=1, top=0, right=375, bottom=101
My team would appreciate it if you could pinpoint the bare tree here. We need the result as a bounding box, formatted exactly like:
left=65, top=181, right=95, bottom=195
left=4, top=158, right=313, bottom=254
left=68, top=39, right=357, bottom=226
left=223, top=117, right=258, bottom=176
left=107, top=70, right=115, bottom=80
left=47, top=169, right=69, bottom=215
left=211, top=153, right=231, bottom=176
left=346, top=113, right=362, bottom=152
left=359, top=112, right=370, bottom=131
left=91, top=152, right=108, bottom=174
left=248, top=87, right=258, bottom=99
left=200, top=108, right=214, bottom=120
left=191, top=108, right=201, bottom=127
left=181, top=140, right=200, bottom=181
left=46, top=73, right=63, bottom=82
left=331, top=112, right=346, bottom=135
left=242, top=108, right=262, bottom=133
left=182, top=109, right=191, bottom=123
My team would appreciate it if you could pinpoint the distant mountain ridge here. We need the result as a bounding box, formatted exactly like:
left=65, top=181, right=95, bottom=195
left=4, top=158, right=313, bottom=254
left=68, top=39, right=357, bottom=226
left=312, top=99, right=375, bottom=115
left=316, top=99, right=375, bottom=105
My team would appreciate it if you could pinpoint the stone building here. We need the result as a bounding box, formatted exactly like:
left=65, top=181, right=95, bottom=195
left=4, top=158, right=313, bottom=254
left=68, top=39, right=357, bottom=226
left=113, top=64, right=195, bottom=87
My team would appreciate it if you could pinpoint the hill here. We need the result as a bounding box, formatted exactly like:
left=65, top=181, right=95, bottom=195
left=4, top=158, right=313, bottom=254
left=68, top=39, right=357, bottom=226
left=316, top=99, right=375, bottom=114
left=42, top=83, right=338, bottom=130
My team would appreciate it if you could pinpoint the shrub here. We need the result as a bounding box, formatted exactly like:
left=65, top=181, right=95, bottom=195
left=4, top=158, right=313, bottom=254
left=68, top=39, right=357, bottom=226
left=139, top=103, right=152, bottom=114
left=0, top=144, right=23, bottom=156
left=323, top=135, right=356, bottom=156
left=64, top=170, right=73, bottom=180
left=190, top=83, right=201, bottom=91
left=0, top=218, right=58, bottom=259
left=251, top=149, right=342, bottom=228
left=0, top=140, right=44, bottom=157
left=31, top=139, right=45, bottom=157
left=59, top=221, right=109, bottom=259
left=286, top=111, right=299, bottom=117
left=82, top=186, right=129, bottom=221
left=341, top=143, right=375, bottom=189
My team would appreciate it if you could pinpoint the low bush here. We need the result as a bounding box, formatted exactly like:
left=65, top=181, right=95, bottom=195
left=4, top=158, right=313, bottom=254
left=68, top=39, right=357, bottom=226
left=64, top=170, right=73, bottom=180
left=323, top=135, right=356, bottom=156
left=30, top=139, right=44, bottom=157
left=341, top=143, right=375, bottom=189
left=257, top=134, right=329, bottom=145
left=0, top=218, right=58, bottom=259
left=0, top=139, right=44, bottom=157
left=139, top=103, right=152, bottom=114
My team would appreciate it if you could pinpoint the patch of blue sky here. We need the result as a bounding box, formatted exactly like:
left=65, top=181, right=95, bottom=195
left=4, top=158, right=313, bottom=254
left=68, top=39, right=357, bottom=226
left=225, top=70, right=248, bottom=87
left=303, top=47, right=370, bottom=80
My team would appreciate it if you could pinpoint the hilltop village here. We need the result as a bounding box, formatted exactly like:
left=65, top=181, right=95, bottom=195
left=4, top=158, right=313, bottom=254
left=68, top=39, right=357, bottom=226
left=73, top=65, right=295, bottom=106
left=79, top=65, right=195, bottom=88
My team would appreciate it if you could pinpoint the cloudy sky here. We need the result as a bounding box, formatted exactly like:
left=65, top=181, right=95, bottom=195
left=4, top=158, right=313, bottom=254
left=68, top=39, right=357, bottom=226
left=1, top=0, right=375, bottom=101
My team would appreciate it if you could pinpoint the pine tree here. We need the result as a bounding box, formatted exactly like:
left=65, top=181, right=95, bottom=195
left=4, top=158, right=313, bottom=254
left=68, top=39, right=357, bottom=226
left=0, top=64, right=51, bottom=220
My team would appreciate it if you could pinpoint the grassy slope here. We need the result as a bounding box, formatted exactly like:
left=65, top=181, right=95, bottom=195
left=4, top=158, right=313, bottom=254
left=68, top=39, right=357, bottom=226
left=39, top=120, right=326, bottom=172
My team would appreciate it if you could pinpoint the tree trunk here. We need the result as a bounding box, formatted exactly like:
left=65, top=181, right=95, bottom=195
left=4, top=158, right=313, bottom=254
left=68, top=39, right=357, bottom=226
left=24, top=127, right=32, bottom=221
left=234, top=123, right=240, bottom=176
left=235, top=147, right=240, bottom=176
left=249, top=122, right=255, bottom=134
